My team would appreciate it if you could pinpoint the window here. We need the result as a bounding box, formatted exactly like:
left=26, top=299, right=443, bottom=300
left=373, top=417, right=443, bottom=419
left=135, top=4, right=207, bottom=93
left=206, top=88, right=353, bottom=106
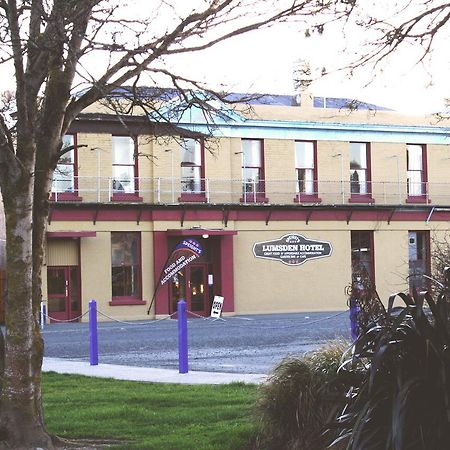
left=52, top=135, right=78, bottom=198
left=350, top=142, right=371, bottom=197
left=241, top=139, right=264, bottom=201
left=112, top=136, right=137, bottom=195
left=407, top=144, right=427, bottom=198
left=351, top=231, right=374, bottom=283
left=408, top=231, right=430, bottom=295
left=180, top=138, right=204, bottom=197
left=295, top=141, right=317, bottom=198
left=111, top=232, right=141, bottom=300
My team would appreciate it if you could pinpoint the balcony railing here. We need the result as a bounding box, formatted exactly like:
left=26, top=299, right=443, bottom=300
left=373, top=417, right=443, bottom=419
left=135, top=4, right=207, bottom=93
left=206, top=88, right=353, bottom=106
left=50, top=176, right=446, bottom=206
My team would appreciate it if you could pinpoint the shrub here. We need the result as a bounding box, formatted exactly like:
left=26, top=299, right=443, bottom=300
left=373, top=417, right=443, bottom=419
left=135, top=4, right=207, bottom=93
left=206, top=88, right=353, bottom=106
left=331, top=268, right=450, bottom=450
left=253, top=340, right=349, bottom=450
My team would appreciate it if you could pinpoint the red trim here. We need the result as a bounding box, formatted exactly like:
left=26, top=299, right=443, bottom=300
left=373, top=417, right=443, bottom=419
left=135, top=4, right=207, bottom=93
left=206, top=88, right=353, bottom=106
left=47, top=231, right=96, bottom=238
left=51, top=193, right=83, bottom=202
left=154, top=231, right=170, bottom=315
left=48, top=206, right=450, bottom=223
left=166, top=229, right=237, bottom=236
left=179, top=193, right=207, bottom=203
left=405, top=196, right=430, bottom=204
left=220, top=235, right=234, bottom=313
left=294, top=194, right=322, bottom=203
left=111, top=193, right=143, bottom=202
left=240, top=195, right=269, bottom=203
left=109, top=299, right=146, bottom=306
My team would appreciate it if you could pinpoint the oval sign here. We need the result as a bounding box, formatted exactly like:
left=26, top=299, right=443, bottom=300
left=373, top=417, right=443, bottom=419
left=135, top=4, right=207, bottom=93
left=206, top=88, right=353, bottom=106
left=252, top=233, right=332, bottom=266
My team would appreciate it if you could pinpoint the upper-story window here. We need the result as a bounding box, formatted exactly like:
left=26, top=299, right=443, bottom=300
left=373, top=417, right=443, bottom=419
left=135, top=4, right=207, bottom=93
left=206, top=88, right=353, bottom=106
left=350, top=142, right=371, bottom=199
left=295, top=141, right=318, bottom=201
left=241, top=139, right=265, bottom=202
left=407, top=144, right=427, bottom=199
left=112, top=136, right=138, bottom=195
left=52, top=134, right=79, bottom=200
left=180, top=138, right=204, bottom=198
left=350, top=142, right=372, bottom=201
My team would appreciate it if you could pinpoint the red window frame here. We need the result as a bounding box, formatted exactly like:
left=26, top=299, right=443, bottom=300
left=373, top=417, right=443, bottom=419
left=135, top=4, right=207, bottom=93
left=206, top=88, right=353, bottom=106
left=51, top=134, right=82, bottom=201
left=406, top=144, right=428, bottom=203
left=240, top=139, right=267, bottom=203
left=179, top=138, right=206, bottom=202
left=294, top=140, right=320, bottom=203
left=110, top=232, right=145, bottom=305
left=351, top=230, right=375, bottom=284
left=111, top=136, right=142, bottom=202
left=349, top=142, right=374, bottom=203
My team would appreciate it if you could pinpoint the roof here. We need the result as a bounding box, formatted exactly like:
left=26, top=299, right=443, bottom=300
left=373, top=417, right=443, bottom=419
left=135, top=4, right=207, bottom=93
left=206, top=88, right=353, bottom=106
left=78, top=86, right=392, bottom=111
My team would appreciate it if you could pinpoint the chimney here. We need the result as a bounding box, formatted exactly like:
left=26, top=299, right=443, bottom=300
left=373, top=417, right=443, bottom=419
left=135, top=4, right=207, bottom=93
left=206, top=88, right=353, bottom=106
left=293, top=59, right=314, bottom=108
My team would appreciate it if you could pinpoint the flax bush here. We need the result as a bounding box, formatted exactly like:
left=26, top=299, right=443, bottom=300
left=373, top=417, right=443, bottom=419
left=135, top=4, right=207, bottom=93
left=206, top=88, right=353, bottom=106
left=252, top=340, right=349, bottom=450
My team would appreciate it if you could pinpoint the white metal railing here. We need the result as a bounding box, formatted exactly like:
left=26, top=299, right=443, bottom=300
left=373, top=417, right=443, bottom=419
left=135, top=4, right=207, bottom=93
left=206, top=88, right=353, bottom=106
left=50, top=176, right=444, bottom=206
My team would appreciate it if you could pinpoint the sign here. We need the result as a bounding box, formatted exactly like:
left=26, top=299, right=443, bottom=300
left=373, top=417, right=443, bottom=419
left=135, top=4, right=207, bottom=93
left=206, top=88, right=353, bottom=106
left=253, top=233, right=332, bottom=266
left=159, top=238, right=203, bottom=286
left=210, top=296, right=224, bottom=318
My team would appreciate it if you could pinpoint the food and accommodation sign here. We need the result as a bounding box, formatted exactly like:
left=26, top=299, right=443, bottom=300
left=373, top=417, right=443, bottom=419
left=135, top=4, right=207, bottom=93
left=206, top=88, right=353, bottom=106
left=252, top=233, right=332, bottom=266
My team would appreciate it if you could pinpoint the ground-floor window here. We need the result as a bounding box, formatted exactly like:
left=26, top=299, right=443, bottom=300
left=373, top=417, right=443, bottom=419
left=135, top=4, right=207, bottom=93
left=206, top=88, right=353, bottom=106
left=351, top=230, right=374, bottom=283
left=111, top=232, right=141, bottom=299
left=408, top=230, right=430, bottom=295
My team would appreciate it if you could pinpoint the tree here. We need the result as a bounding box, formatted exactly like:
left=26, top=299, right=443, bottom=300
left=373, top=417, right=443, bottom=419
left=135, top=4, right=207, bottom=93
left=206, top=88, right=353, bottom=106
left=0, top=1, right=354, bottom=448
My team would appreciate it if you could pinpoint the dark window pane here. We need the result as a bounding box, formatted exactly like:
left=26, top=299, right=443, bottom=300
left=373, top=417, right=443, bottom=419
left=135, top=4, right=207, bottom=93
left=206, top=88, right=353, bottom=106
left=111, top=232, right=140, bottom=298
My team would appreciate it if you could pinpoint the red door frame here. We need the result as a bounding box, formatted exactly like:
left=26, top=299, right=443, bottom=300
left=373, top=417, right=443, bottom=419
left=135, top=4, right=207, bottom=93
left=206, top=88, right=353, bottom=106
left=47, top=266, right=81, bottom=322
left=153, top=230, right=236, bottom=316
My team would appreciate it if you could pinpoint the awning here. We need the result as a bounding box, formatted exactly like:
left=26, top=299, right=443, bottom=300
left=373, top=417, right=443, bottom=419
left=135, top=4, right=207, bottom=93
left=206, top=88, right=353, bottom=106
left=46, top=231, right=97, bottom=238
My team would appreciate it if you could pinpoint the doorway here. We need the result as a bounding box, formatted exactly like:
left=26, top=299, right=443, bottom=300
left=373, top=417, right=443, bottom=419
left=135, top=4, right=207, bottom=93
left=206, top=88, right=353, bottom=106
left=170, top=263, right=210, bottom=316
left=47, top=266, right=81, bottom=322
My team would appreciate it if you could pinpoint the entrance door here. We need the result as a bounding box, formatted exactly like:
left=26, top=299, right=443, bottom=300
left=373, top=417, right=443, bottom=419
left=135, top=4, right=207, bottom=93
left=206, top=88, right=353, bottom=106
left=47, top=266, right=81, bottom=322
left=170, top=263, right=209, bottom=316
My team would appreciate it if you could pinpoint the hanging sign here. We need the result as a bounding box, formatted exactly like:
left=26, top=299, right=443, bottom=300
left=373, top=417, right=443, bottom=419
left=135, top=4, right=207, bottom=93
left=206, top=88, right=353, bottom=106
left=253, top=233, right=332, bottom=266
left=159, top=238, right=203, bottom=286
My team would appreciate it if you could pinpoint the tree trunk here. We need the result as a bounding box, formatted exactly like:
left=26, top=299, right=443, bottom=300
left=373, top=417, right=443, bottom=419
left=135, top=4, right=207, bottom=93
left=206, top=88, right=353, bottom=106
left=0, top=177, right=53, bottom=449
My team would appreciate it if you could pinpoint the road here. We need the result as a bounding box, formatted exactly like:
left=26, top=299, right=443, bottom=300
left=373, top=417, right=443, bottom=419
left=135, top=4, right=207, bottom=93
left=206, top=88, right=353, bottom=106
left=43, top=311, right=351, bottom=374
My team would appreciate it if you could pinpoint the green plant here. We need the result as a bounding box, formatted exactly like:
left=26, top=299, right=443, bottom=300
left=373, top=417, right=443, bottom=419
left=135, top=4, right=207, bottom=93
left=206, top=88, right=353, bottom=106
left=253, top=340, right=349, bottom=450
left=331, top=268, right=450, bottom=450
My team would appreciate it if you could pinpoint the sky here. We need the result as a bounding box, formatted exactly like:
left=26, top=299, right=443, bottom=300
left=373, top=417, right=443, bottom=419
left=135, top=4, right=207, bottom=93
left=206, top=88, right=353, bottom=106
left=170, top=19, right=450, bottom=115
left=1, top=1, right=448, bottom=115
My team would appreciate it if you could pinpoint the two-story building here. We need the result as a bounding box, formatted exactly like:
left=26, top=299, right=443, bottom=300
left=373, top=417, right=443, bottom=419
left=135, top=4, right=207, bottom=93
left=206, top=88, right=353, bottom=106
left=43, top=90, right=450, bottom=322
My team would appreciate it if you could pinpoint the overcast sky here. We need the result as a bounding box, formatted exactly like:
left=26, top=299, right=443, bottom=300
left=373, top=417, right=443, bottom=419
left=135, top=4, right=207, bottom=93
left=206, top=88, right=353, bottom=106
left=1, top=1, right=448, bottom=115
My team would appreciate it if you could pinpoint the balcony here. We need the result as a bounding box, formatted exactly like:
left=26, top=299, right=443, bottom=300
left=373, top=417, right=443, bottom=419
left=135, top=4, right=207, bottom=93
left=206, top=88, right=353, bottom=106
left=50, top=177, right=445, bottom=206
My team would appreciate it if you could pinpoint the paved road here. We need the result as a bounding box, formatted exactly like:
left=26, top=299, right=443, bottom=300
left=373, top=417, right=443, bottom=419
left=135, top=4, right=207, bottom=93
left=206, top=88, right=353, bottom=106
left=43, top=311, right=351, bottom=374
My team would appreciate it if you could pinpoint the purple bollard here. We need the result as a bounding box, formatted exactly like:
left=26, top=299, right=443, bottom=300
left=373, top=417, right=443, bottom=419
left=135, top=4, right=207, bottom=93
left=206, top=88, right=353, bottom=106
left=89, top=300, right=99, bottom=366
left=177, top=299, right=188, bottom=373
left=349, top=297, right=360, bottom=341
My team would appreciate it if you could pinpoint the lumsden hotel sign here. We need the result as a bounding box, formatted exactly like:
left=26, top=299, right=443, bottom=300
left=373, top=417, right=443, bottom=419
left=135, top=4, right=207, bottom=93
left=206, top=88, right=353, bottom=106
left=253, top=233, right=332, bottom=266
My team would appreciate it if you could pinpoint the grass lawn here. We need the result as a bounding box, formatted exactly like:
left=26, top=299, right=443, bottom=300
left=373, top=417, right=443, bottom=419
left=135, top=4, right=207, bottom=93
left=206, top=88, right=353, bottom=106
left=43, top=372, right=259, bottom=450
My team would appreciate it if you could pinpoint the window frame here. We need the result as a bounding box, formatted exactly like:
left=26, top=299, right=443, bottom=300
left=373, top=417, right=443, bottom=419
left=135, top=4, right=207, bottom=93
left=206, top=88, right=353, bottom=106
left=349, top=142, right=373, bottom=203
left=294, top=140, right=321, bottom=203
left=179, top=138, right=206, bottom=202
left=51, top=134, right=82, bottom=201
left=110, top=232, right=145, bottom=305
left=351, top=230, right=375, bottom=284
left=240, top=138, right=267, bottom=203
left=406, top=144, right=428, bottom=203
left=408, top=230, right=431, bottom=295
left=111, top=135, right=143, bottom=202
